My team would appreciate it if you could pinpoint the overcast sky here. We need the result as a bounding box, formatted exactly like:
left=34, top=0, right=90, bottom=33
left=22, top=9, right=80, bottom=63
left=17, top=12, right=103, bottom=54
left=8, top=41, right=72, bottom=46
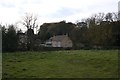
left=0, top=0, right=119, bottom=30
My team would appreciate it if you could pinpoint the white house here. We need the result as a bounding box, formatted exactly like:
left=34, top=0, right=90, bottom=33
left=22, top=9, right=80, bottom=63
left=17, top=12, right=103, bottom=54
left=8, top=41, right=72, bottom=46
left=45, top=35, right=73, bottom=48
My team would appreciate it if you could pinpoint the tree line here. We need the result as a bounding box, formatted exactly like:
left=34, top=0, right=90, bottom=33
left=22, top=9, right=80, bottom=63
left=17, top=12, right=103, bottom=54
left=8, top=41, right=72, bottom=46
left=1, top=12, right=120, bottom=52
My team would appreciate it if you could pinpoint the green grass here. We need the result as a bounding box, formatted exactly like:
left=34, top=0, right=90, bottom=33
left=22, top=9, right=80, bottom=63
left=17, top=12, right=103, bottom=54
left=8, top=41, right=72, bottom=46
left=2, top=50, right=118, bottom=78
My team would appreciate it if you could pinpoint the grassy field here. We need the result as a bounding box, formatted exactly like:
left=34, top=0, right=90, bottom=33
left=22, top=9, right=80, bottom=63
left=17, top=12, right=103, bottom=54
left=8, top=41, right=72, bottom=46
left=2, top=50, right=118, bottom=78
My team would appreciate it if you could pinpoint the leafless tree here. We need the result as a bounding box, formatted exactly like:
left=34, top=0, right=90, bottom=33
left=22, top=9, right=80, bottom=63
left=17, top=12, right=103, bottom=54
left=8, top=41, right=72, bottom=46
left=105, top=13, right=113, bottom=22
left=21, top=13, right=38, bottom=33
left=112, top=12, right=119, bottom=21
left=90, top=13, right=105, bottom=24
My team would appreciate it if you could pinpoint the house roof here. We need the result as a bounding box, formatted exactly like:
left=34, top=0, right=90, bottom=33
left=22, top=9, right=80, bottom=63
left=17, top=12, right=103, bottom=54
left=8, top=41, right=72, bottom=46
left=50, top=35, right=69, bottom=42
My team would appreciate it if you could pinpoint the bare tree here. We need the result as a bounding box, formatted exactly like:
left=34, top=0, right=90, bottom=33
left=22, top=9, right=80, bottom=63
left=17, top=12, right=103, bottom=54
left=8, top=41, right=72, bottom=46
left=105, top=13, right=113, bottom=22
left=112, top=12, right=119, bottom=21
left=20, top=13, right=39, bottom=50
left=21, top=13, right=38, bottom=33
left=90, top=13, right=105, bottom=24
left=96, top=13, right=105, bottom=23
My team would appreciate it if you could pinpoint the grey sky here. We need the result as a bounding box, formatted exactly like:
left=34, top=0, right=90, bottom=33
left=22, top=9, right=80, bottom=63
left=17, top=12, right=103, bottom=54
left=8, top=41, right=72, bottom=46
left=0, top=0, right=119, bottom=27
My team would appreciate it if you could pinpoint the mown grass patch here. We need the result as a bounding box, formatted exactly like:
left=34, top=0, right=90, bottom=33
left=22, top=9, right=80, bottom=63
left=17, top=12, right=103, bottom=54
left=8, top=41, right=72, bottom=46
left=2, top=50, right=118, bottom=78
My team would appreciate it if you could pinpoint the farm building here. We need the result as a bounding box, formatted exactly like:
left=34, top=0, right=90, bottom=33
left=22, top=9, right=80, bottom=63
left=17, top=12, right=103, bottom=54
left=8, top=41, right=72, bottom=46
left=45, top=35, right=73, bottom=48
left=17, top=29, right=73, bottom=49
left=17, top=33, right=28, bottom=50
left=17, top=29, right=41, bottom=50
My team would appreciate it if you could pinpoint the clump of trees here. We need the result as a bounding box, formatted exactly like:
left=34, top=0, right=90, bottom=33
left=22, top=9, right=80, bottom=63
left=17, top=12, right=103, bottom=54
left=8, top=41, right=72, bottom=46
left=1, top=12, right=120, bottom=52
left=2, top=25, right=18, bottom=52
left=38, top=12, right=120, bottom=49
left=38, top=20, right=75, bottom=42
